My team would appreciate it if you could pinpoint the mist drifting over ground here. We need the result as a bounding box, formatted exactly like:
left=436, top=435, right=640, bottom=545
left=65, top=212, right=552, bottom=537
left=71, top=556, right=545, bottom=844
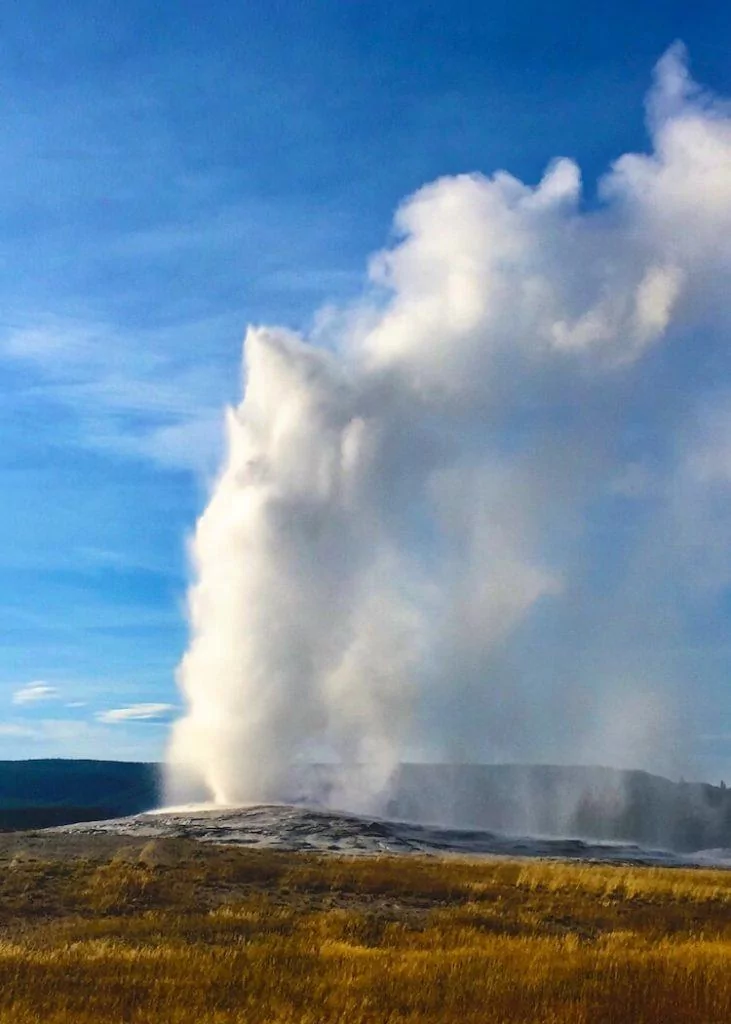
left=166, top=47, right=731, bottom=812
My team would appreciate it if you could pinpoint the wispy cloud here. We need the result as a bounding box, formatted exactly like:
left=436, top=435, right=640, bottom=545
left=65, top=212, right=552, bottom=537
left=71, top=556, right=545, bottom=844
left=0, top=717, right=165, bottom=761
left=0, top=723, right=38, bottom=737
left=0, top=317, right=235, bottom=475
left=12, top=681, right=60, bottom=705
left=96, top=703, right=176, bottom=723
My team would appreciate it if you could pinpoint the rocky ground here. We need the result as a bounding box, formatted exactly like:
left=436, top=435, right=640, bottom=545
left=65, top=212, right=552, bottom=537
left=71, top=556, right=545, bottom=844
left=18, top=802, right=731, bottom=867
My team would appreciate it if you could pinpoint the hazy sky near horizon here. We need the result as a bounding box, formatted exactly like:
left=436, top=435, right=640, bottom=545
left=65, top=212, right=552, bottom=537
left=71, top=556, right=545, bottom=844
left=1, top=2, right=730, bottom=774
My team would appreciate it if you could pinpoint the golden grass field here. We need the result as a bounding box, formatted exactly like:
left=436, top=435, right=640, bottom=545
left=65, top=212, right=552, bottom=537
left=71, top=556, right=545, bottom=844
left=0, top=836, right=730, bottom=1022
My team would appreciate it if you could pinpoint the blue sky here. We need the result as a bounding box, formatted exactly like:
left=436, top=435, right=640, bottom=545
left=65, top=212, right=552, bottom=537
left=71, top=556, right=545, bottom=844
left=1, top=1, right=730, bottom=767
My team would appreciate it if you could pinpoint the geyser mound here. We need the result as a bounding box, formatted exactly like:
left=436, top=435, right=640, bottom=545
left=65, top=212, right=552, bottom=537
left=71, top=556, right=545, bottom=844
left=56, top=797, right=731, bottom=868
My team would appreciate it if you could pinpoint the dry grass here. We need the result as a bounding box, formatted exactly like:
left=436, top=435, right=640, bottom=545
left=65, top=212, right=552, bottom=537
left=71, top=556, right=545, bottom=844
left=0, top=840, right=730, bottom=1022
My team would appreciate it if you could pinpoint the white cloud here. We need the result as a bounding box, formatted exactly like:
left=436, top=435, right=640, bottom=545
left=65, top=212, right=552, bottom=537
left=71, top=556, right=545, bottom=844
left=12, top=682, right=60, bottom=705
left=0, top=316, right=235, bottom=475
left=0, top=723, right=38, bottom=738
left=96, top=703, right=176, bottom=724
left=0, top=718, right=165, bottom=761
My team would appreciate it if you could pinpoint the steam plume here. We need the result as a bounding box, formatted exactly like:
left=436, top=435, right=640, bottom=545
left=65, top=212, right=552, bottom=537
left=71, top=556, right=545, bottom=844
left=167, top=46, right=731, bottom=808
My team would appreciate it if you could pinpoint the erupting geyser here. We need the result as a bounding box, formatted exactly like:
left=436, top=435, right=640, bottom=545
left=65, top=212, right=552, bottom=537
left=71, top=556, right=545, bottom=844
left=166, top=46, right=731, bottom=810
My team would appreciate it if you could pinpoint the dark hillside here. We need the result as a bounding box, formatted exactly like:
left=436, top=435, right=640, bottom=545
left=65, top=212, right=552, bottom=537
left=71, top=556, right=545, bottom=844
left=383, top=764, right=731, bottom=853
left=302, top=763, right=731, bottom=853
left=0, top=760, right=160, bottom=830
left=1, top=760, right=730, bottom=851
